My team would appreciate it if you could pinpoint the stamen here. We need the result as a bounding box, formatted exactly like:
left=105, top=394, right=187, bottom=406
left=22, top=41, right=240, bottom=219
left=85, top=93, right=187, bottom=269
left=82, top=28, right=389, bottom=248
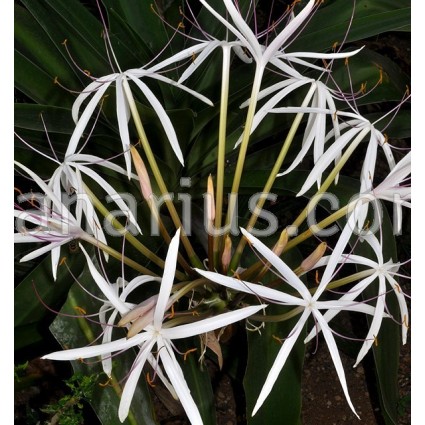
left=74, top=306, right=87, bottom=315
left=59, top=257, right=67, bottom=266
left=272, top=335, right=283, bottom=344
left=183, top=348, right=197, bottom=361
left=99, top=377, right=112, bottom=387
left=146, top=372, right=156, bottom=388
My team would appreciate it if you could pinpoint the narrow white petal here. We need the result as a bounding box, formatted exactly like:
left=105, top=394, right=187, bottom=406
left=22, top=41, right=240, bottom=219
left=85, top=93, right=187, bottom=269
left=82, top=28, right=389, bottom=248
left=252, top=309, right=310, bottom=416
left=154, top=229, right=181, bottom=328
left=263, top=0, right=315, bottom=63
left=148, top=42, right=211, bottom=73
left=235, top=79, right=311, bottom=148
left=80, top=244, right=128, bottom=314
left=159, top=338, right=204, bottom=425
left=115, top=75, right=132, bottom=177
left=67, top=80, right=114, bottom=157
left=148, top=72, right=213, bottom=106
left=354, top=277, right=386, bottom=367
left=220, top=0, right=262, bottom=60
left=240, top=228, right=312, bottom=300
left=386, top=274, right=409, bottom=344
left=177, top=41, right=220, bottom=84
left=71, top=75, right=116, bottom=123
left=297, top=126, right=368, bottom=196
left=195, top=269, right=304, bottom=305
left=118, top=339, right=156, bottom=423
left=42, top=334, right=148, bottom=361
left=14, top=161, right=75, bottom=217
left=126, top=73, right=184, bottom=165
left=163, top=305, right=266, bottom=340
left=283, top=47, right=363, bottom=60
left=314, top=311, right=359, bottom=418
left=101, top=309, right=119, bottom=376
left=20, top=240, right=68, bottom=263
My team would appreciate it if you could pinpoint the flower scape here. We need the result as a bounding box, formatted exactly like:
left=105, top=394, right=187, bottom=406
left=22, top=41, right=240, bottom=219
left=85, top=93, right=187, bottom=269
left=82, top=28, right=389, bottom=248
left=14, top=0, right=411, bottom=424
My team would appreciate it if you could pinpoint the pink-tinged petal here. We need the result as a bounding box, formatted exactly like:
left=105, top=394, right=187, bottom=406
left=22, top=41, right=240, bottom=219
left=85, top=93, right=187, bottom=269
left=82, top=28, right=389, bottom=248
left=76, top=164, right=142, bottom=235
left=252, top=309, right=310, bottom=416
left=154, top=229, right=181, bottom=328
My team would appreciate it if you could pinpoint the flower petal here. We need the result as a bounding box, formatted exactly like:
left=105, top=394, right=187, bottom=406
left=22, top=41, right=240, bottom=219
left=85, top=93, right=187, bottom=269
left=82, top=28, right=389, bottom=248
left=252, top=309, right=310, bottom=416
left=154, top=229, right=181, bottom=328
left=126, top=73, right=184, bottom=165
left=240, top=228, right=312, bottom=300
left=162, top=305, right=266, bottom=340
left=118, top=338, right=156, bottom=422
left=159, top=338, right=203, bottom=424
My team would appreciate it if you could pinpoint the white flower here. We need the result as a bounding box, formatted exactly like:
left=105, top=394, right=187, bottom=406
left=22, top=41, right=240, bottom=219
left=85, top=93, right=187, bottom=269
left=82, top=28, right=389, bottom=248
left=305, top=232, right=409, bottom=367
left=68, top=64, right=212, bottom=177
left=296, top=111, right=396, bottom=195
left=14, top=161, right=86, bottom=280
left=43, top=229, right=265, bottom=424
left=196, top=228, right=379, bottom=418
left=345, top=151, right=411, bottom=234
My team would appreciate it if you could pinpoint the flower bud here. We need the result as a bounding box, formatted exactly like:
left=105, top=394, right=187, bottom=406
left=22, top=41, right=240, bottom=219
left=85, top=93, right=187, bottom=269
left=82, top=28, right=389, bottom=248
left=130, top=145, right=153, bottom=200
left=300, top=242, right=327, bottom=272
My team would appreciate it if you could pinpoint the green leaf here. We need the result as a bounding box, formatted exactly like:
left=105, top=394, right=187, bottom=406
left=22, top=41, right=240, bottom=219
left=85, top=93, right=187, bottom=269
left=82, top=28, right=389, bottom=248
left=290, top=1, right=410, bottom=53
left=49, top=269, right=157, bottom=425
left=15, top=104, right=75, bottom=134
left=14, top=244, right=86, bottom=351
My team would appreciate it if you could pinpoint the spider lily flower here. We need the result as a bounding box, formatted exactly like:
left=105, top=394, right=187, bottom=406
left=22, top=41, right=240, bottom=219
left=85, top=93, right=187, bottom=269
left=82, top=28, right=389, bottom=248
left=305, top=232, right=408, bottom=367
left=43, top=229, right=265, bottom=424
left=341, top=151, right=411, bottom=235
left=199, top=0, right=316, bottom=70
left=14, top=161, right=87, bottom=280
left=296, top=111, right=396, bottom=195
left=47, top=152, right=142, bottom=236
left=68, top=63, right=212, bottom=177
left=195, top=228, right=380, bottom=418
